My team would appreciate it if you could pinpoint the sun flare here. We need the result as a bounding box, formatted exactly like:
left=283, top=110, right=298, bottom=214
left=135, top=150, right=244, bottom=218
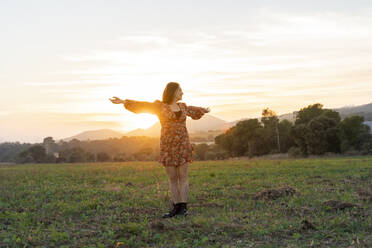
left=128, top=113, right=159, bottom=130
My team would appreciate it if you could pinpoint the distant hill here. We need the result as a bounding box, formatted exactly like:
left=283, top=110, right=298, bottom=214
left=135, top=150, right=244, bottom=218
left=59, top=129, right=125, bottom=142
left=336, top=103, right=372, bottom=116
left=275, top=103, right=372, bottom=122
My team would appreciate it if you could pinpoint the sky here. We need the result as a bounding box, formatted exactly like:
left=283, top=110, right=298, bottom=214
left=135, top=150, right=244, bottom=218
left=1, top=0, right=372, bottom=143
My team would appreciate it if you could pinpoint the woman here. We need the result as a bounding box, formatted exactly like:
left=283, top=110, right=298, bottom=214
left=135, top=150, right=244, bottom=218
left=109, top=82, right=210, bottom=218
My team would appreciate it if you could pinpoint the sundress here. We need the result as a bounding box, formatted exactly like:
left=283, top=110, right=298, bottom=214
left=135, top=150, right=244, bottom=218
left=123, top=99, right=207, bottom=167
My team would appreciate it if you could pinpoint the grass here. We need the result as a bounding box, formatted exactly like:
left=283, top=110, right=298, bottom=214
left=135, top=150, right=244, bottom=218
left=0, top=157, right=372, bottom=247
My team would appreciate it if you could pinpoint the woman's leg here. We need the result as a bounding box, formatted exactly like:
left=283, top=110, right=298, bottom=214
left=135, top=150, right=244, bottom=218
left=165, top=165, right=181, bottom=203
left=177, top=163, right=189, bottom=203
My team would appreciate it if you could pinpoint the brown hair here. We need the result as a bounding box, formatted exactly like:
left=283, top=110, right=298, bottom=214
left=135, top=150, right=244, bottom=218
left=162, top=82, right=180, bottom=104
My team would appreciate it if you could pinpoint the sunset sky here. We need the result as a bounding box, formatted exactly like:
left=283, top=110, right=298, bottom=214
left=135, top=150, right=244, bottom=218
left=1, top=0, right=372, bottom=143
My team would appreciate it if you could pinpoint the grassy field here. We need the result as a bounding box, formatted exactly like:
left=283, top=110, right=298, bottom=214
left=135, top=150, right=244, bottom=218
left=1, top=157, right=372, bottom=247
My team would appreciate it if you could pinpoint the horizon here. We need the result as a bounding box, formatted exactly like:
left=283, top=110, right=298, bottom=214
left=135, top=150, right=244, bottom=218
left=2, top=101, right=372, bottom=144
left=2, top=1, right=372, bottom=143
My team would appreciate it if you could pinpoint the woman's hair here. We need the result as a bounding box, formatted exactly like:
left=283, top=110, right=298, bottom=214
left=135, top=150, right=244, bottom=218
left=162, top=82, right=180, bottom=104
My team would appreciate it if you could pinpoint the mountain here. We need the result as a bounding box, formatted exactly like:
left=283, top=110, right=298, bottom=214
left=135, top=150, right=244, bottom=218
left=336, top=103, right=372, bottom=116
left=59, top=129, right=125, bottom=142
left=274, top=102, right=372, bottom=123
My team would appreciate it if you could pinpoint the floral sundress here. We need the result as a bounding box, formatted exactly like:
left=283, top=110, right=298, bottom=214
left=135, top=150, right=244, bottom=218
left=123, top=99, right=207, bottom=167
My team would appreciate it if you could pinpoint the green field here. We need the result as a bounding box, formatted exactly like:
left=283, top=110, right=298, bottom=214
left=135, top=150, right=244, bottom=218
left=1, top=157, right=372, bottom=247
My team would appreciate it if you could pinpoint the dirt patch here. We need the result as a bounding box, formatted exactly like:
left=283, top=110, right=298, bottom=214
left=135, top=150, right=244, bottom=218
left=322, top=200, right=361, bottom=211
left=254, top=187, right=297, bottom=201
left=125, top=182, right=134, bottom=187
left=150, top=220, right=167, bottom=231
left=301, top=219, right=317, bottom=231
left=357, top=189, right=372, bottom=202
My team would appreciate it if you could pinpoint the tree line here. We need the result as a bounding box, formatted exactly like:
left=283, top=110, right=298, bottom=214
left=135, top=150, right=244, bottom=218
left=215, top=103, right=372, bottom=157
left=0, top=136, right=160, bottom=164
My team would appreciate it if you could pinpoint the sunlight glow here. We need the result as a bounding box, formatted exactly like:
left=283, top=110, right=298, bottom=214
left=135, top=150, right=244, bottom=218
left=126, top=113, right=159, bottom=130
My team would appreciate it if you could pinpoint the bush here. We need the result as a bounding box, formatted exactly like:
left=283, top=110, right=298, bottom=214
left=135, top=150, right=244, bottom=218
left=288, top=147, right=302, bottom=158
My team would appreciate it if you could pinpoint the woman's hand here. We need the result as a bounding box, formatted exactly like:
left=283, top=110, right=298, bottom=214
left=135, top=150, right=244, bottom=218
left=203, top=107, right=211, bottom=113
left=109, top=96, right=125, bottom=104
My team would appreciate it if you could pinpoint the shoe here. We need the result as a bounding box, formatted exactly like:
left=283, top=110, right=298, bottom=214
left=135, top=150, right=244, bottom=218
left=176, top=202, right=188, bottom=217
left=162, top=203, right=180, bottom=218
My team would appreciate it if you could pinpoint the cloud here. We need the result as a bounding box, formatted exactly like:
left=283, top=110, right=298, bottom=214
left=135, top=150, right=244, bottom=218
left=4, top=9, right=372, bottom=141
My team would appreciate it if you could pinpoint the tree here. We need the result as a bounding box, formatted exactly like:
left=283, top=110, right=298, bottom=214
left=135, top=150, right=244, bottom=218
left=69, top=147, right=86, bottom=163
left=292, top=103, right=342, bottom=155
left=43, top=137, right=57, bottom=154
left=278, top=119, right=294, bottom=152
left=113, top=152, right=126, bottom=162
left=295, top=103, right=324, bottom=125
left=291, top=124, right=309, bottom=155
left=133, top=147, right=153, bottom=160
left=86, top=152, right=96, bottom=162
left=194, top=143, right=209, bottom=160
left=232, top=119, right=263, bottom=157
left=262, top=108, right=280, bottom=152
left=305, top=116, right=341, bottom=155
left=97, top=152, right=110, bottom=162
left=215, top=129, right=234, bottom=156
left=340, top=115, right=371, bottom=152
left=19, top=145, right=47, bottom=163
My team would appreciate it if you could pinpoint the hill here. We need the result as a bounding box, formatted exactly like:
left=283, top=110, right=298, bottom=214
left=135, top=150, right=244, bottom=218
left=59, top=129, right=125, bottom=142
left=276, top=102, right=372, bottom=122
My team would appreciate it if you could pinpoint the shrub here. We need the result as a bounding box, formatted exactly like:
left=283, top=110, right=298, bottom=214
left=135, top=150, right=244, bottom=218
left=288, top=147, right=302, bottom=158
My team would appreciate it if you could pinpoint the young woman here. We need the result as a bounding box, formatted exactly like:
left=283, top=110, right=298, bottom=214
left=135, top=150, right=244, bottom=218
left=110, top=82, right=210, bottom=218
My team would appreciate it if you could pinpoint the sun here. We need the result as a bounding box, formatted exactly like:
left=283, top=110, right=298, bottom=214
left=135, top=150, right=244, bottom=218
left=130, top=113, right=159, bottom=129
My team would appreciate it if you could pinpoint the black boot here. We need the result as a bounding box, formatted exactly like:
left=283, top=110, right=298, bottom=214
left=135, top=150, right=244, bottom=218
left=176, top=202, right=188, bottom=217
left=162, top=203, right=180, bottom=218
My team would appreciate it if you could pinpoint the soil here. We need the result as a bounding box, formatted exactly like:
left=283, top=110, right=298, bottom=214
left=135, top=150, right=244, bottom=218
left=254, top=187, right=297, bottom=200
left=322, top=200, right=360, bottom=211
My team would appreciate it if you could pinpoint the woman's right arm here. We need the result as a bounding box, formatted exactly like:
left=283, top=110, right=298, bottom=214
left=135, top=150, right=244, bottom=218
left=123, top=99, right=160, bottom=115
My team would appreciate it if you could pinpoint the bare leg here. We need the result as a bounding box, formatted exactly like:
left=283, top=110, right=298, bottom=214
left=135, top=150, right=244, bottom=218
left=177, top=163, right=189, bottom=202
left=165, top=166, right=181, bottom=203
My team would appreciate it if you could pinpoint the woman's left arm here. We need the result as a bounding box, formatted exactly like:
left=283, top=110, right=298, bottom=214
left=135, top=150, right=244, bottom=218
left=184, top=103, right=210, bottom=120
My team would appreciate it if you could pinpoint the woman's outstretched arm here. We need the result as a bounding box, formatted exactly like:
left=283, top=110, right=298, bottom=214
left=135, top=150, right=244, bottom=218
left=184, top=103, right=210, bottom=120
left=110, top=96, right=159, bottom=115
